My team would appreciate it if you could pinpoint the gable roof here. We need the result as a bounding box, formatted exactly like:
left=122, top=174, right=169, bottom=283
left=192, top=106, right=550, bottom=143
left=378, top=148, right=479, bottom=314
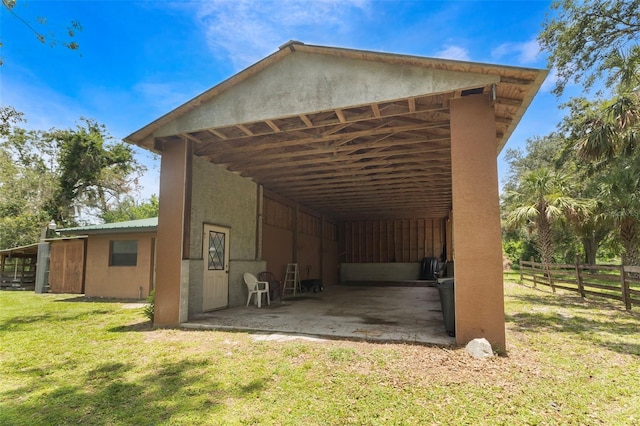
left=126, top=41, right=546, bottom=153
left=59, top=217, right=158, bottom=235
left=124, top=42, right=547, bottom=219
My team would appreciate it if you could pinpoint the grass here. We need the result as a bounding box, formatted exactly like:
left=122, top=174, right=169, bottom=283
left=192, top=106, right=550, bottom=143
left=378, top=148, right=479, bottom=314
left=1, top=277, right=640, bottom=425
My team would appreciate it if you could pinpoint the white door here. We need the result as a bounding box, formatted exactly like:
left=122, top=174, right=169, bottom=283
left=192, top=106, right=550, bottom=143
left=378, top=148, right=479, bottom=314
left=202, top=224, right=229, bottom=311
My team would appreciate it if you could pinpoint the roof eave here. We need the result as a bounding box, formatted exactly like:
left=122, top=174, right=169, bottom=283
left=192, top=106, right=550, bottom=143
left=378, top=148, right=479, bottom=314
left=497, top=67, right=550, bottom=154
left=124, top=41, right=548, bottom=154
left=124, top=45, right=295, bottom=151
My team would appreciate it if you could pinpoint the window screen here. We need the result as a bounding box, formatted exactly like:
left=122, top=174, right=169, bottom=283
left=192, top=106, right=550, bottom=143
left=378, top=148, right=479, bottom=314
left=110, top=240, right=138, bottom=266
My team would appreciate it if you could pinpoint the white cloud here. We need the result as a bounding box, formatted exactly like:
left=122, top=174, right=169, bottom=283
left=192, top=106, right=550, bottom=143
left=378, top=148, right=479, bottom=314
left=540, top=67, right=559, bottom=93
left=132, top=81, right=195, bottom=113
left=436, top=45, right=470, bottom=61
left=492, top=39, right=540, bottom=64
left=190, top=0, right=371, bottom=69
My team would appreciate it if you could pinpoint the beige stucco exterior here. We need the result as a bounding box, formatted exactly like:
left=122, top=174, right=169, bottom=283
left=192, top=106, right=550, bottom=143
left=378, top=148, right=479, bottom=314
left=83, top=232, right=155, bottom=299
left=154, top=51, right=501, bottom=139
left=450, top=94, right=506, bottom=349
left=187, top=156, right=265, bottom=313
left=154, top=139, right=192, bottom=325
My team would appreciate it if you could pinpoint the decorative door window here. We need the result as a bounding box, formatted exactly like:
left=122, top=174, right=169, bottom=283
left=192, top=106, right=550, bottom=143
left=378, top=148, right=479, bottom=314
left=208, top=231, right=226, bottom=270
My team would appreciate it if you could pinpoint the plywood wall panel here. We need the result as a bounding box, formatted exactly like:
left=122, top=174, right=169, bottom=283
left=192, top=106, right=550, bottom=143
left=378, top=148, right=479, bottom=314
left=340, top=218, right=447, bottom=263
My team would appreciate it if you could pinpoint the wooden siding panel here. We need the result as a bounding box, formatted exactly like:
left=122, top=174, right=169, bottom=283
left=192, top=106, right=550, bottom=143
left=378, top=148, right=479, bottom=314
left=341, top=218, right=446, bottom=263
left=263, top=196, right=294, bottom=230
left=49, top=239, right=85, bottom=294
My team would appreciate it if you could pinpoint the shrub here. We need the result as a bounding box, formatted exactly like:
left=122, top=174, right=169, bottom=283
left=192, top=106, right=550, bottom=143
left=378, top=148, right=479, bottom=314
left=142, top=290, right=154, bottom=322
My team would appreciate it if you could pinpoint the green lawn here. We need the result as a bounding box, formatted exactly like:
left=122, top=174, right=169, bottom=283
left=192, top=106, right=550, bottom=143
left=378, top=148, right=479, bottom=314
left=2, top=276, right=639, bottom=425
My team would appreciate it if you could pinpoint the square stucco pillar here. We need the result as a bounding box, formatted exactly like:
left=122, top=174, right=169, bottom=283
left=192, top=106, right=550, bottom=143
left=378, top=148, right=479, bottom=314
left=154, top=138, right=192, bottom=326
left=450, top=94, right=506, bottom=351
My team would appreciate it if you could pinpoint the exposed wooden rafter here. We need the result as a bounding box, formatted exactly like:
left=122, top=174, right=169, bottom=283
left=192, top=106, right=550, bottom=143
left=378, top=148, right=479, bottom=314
left=161, top=87, right=529, bottom=220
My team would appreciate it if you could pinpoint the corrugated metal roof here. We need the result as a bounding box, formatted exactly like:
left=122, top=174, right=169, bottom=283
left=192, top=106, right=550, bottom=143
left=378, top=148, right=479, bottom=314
left=0, top=242, right=40, bottom=257
left=59, top=217, right=158, bottom=235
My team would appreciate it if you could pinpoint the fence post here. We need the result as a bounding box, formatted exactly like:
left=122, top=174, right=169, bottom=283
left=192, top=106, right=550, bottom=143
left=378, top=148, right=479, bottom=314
left=621, top=255, right=631, bottom=311
left=519, top=256, right=523, bottom=283
left=530, top=256, right=537, bottom=288
left=543, top=262, right=556, bottom=293
left=575, top=255, right=585, bottom=299
left=544, top=261, right=555, bottom=293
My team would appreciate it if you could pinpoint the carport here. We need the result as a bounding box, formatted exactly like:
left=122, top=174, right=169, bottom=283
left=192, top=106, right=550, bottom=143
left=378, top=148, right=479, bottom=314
left=125, top=42, right=546, bottom=350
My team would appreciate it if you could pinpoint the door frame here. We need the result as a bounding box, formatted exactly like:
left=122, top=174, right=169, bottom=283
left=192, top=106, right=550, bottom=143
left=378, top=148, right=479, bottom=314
left=202, top=223, right=230, bottom=311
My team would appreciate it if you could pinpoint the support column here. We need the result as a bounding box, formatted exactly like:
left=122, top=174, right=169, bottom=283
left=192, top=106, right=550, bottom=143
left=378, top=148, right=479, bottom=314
left=450, top=94, right=506, bottom=351
left=154, top=138, right=192, bottom=326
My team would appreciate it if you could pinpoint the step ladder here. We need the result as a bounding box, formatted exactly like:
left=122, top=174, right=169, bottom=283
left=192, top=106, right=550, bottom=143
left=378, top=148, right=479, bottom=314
left=282, top=263, right=300, bottom=296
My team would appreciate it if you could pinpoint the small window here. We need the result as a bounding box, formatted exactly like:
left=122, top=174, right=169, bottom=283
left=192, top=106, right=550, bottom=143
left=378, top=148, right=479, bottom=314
left=110, top=240, right=138, bottom=266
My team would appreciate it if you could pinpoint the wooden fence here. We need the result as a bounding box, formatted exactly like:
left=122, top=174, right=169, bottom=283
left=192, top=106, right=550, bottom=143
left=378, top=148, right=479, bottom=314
left=519, top=257, right=640, bottom=310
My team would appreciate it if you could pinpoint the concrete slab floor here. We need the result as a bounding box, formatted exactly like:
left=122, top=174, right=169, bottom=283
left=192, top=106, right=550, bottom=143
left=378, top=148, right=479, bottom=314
left=182, top=285, right=456, bottom=346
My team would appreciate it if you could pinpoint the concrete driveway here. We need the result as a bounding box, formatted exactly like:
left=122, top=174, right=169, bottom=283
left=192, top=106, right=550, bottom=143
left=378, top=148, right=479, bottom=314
left=182, top=285, right=455, bottom=345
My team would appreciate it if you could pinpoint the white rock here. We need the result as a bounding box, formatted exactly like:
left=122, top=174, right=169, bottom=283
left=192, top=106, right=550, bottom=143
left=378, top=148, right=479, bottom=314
left=465, top=338, right=494, bottom=358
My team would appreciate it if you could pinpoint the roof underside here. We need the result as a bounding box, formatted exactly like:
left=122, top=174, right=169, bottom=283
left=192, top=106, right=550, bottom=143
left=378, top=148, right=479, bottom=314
left=126, top=42, right=547, bottom=221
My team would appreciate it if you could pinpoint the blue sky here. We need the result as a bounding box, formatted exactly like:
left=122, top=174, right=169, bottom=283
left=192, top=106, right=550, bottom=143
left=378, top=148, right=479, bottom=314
left=1, top=0, right=576, bottom=200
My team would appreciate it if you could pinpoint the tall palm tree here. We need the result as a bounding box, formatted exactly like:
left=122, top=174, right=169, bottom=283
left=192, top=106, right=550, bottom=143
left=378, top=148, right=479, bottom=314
left=574, top=50, right=640, bottom=265
left=598, top=165, right=640, bottom=266
left=576, top=50, right=640, bottom=162
left=504, top=169, right=591, bottom=266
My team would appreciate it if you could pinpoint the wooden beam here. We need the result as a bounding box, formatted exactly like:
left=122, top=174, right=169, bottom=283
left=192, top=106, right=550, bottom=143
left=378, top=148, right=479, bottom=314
left=220, top=135, right=451, bottom=167
left=272, top=187, right=452, bottom=203
left=408, top=98, right=416, bottom=113
left=495, top=116, right=512, bottom=125
left=208, top=129, right=228, bottom=140
left=495, top=97, right=522, bottom=107
left=229, top=145, right=452, bottom=174
left=179, top=133, right=204, bottom=145
left=249, top=155, right=451, bottom=180
left=500, top=76, right=535, bottom=86
left=199, top=121, right=450, bottom=158
left=268, top=174, right=452, bottom=194
left=264, top=120, right=281, bottom=132
left=236, top=124, right=254, bottom=136
left=190, top=96, right=448, bottom=149
left=279, top=175, right=453, bottom=193
left=371, top=103, right=381, bottom=118
left=276, top=179, right=453, bottom=197
left=299, top=114, right=313, bottom=128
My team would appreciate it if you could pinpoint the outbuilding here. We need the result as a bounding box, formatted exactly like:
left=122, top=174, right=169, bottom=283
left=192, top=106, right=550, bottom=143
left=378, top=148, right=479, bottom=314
left=56, top=218, right=157, bottom=299
left=124, top=42, right=547, bottom=350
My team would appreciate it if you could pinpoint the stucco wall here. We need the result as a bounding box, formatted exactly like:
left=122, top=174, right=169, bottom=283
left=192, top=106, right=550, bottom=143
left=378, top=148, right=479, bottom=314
left=156, top=51, right=500, bottom=137
left=188, top=157, right=263, bottom=310
left=84, top=233, right=155, bottom=299
left=450, top=94, right=505, bottom=350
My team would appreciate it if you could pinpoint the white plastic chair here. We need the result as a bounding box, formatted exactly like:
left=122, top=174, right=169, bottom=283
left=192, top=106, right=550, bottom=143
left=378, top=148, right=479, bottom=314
left=243, top=272, right=270, bottom=308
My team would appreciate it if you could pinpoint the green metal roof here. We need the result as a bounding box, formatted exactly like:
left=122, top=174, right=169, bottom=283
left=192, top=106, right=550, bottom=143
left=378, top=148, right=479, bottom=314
left=59, top=217, right=158, bottom=235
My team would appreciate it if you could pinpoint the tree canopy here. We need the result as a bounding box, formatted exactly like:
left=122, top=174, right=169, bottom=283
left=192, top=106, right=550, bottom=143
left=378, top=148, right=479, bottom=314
left=0, top=0, right=82, bottom=66
left=503, top=1, right=640, bottom=267
left=0, top=107, right=150, bottom=249
left=539, top=0, right=640, bottom=96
